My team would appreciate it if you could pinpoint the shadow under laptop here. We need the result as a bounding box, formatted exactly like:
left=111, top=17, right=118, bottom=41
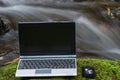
left=21, top=76, right=76, bottom=80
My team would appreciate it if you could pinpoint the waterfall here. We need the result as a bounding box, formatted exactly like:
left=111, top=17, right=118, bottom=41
left=0, top=0, right=120, bottom=59
left=76, top=16, right=118, bottom=50
left=75, top=16, right=120, bottom=59
left=0, top=0, right=74, bottom=6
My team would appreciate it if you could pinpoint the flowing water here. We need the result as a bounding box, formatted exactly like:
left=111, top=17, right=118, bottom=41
left=0, top=0, right=120, bottom=61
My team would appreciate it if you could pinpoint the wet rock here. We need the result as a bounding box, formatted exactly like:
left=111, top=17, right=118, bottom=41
left=0, top=1, right=5, bottom=6
left=0, top=18, right=10, bottom=35
left=0, top=50, right=19, bottom=66
left=112, top=7, right=120, bottom=20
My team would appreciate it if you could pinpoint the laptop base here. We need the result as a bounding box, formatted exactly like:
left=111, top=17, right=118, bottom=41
left=16, top=69, right=77, bottom=77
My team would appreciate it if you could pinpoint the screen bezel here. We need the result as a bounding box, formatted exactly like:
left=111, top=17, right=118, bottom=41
left=18, top=21, right=76, bottom=56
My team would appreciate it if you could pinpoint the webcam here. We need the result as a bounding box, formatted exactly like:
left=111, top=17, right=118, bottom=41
left=82, top=66, right=95, bottom=79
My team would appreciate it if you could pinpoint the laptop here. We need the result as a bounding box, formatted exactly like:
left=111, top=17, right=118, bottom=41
left=15, top=21, right=77, bottom=77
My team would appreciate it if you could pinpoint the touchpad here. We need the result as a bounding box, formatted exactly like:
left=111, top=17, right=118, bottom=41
left=35, top=69, right=51, bottom=74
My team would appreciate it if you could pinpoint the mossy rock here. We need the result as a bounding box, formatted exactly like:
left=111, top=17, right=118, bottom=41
left=0, top=58, right=120, bottom=80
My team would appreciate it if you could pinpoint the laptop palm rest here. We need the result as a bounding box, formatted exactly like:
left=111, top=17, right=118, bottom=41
left=35, top=69, right=51, bottom=74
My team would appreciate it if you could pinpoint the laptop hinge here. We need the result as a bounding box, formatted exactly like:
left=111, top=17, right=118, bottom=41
left=20, top=55, right=76, bottom=59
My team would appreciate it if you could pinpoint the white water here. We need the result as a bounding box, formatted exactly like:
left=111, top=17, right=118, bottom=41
left=75, top=16, right=120, bottom=59
left=76, top=16, right=118, bottom=50
left=0, top=5, right=80, bottom=25
left=1, top=0, right=74, bottom=6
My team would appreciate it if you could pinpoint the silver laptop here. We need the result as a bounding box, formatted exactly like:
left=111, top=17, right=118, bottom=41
left=16, top=21, right=77, bottom=77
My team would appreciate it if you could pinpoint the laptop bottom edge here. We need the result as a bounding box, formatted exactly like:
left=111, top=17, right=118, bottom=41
left=16, top=69, right=77, bottom=77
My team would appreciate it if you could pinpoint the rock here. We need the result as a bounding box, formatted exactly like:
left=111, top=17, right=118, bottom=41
left=0, top=17, right=10, bottom=35
left=0, top=50, right=19, bottom=66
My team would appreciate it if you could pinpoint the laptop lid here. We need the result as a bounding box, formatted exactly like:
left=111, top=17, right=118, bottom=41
left=18, top=21, right=75, bottom=56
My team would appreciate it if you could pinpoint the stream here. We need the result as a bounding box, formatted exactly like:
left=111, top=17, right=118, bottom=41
left=0, top=0, right=120, bottom=65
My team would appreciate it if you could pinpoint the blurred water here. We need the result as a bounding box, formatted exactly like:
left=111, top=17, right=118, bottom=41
left=76, top=16, right=118, bottom=50
left=0, top=0, right=120, bottom=60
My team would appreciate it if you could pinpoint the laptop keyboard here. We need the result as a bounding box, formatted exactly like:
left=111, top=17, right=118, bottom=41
left=18, top=59, right=75, bottom=69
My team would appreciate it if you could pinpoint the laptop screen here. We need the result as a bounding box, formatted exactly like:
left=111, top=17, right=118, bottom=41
left=18, top=22, right=75, bottom=56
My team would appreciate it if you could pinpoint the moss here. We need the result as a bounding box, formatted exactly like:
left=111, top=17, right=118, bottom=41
left=77, top=58, right=120, bottom=80
left=0, top=58, right=120, bottom=80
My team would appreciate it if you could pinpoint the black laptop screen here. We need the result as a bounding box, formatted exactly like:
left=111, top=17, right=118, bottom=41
left=19, top=22, right=75, bottom=56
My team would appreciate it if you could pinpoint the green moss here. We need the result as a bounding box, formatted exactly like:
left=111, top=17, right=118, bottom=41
left=77, top=58, right=120, bottom=80
left=0, top=58, right=120, bottom=80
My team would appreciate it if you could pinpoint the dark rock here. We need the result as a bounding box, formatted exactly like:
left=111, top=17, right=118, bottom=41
left=0, top=18, right=10, bottom=35
left=0, top=1, right=6, bottom=6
